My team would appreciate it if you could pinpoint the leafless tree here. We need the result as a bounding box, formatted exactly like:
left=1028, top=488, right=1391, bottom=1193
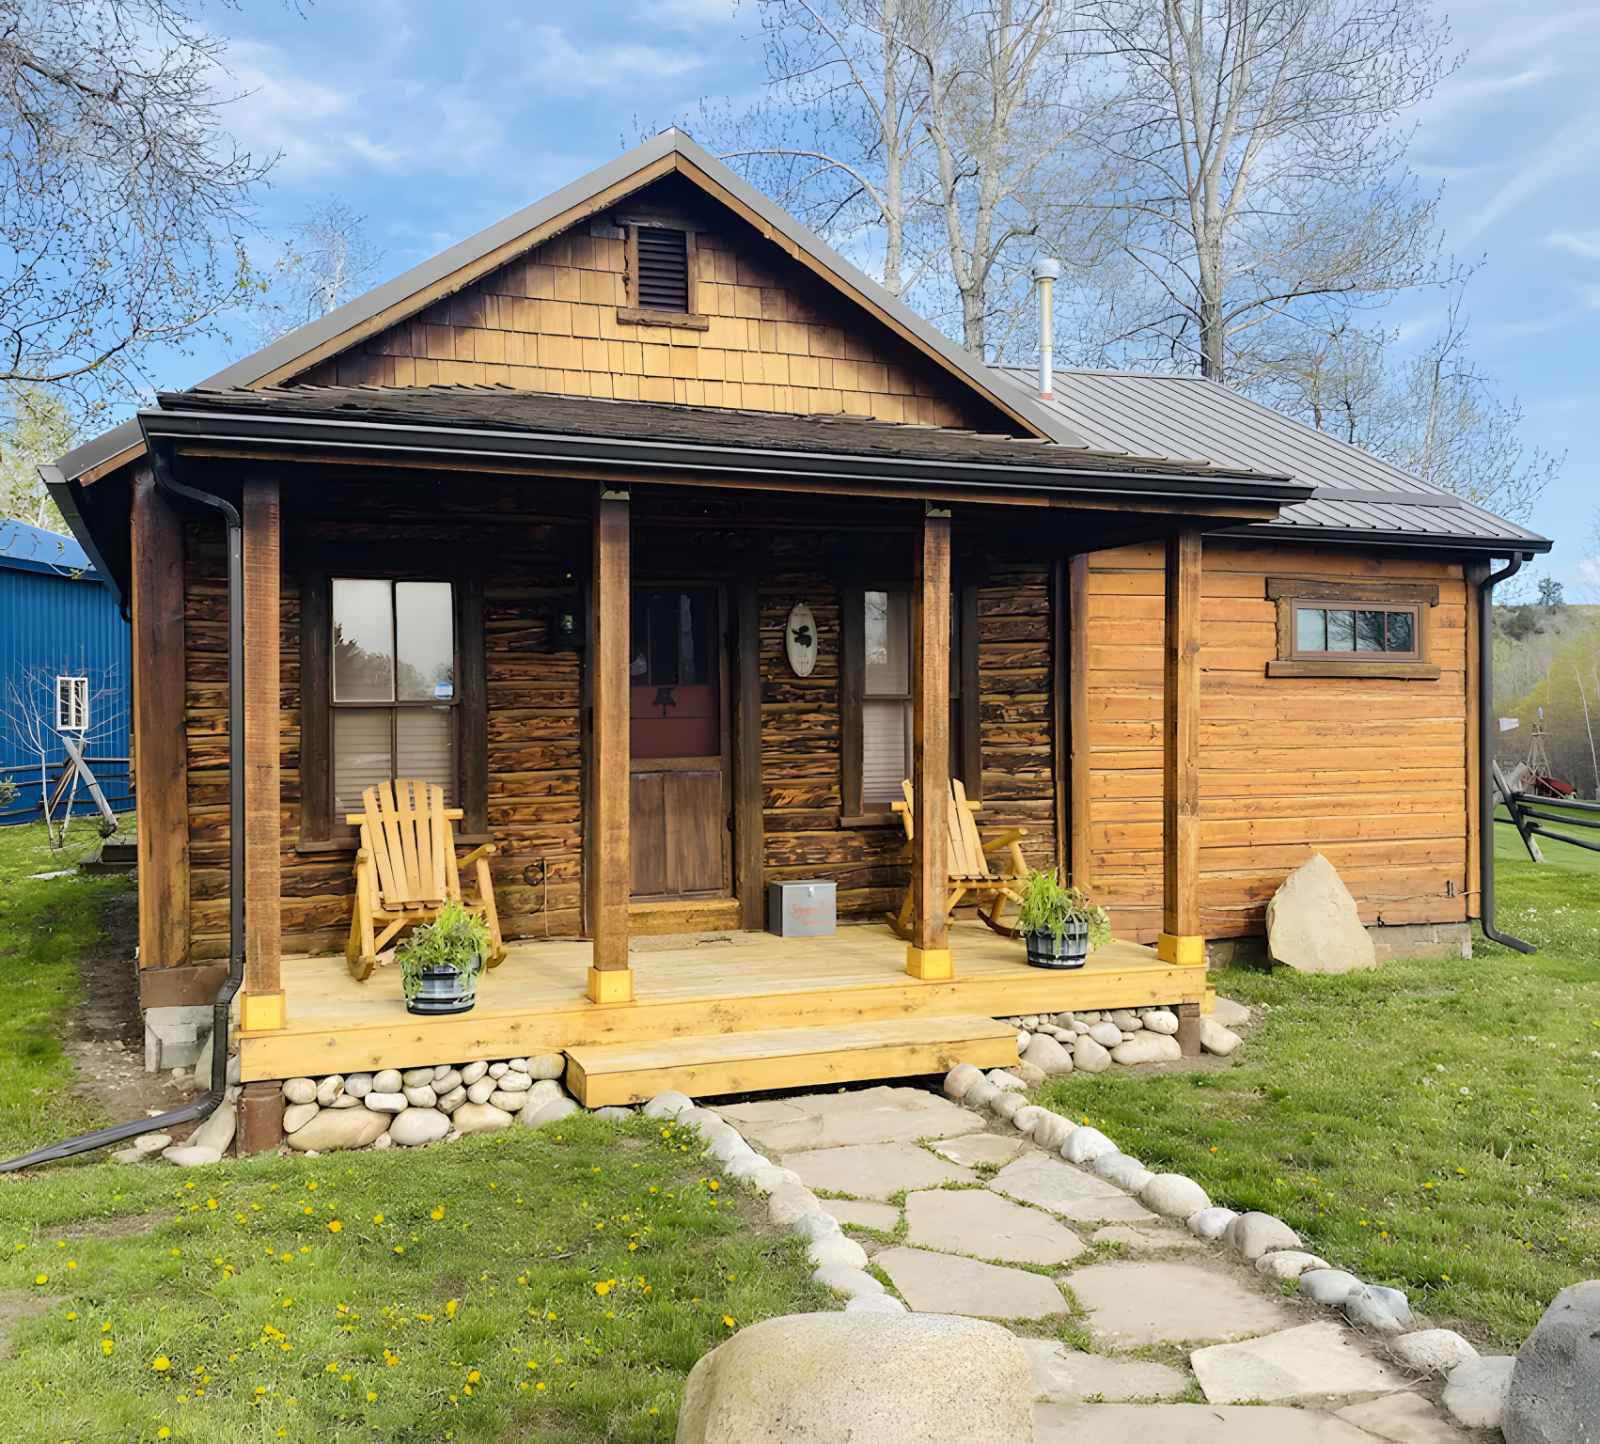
left=1075, top=0, right=1456, bottom=382
left=1, top=661, right=126, bottom=847
left=0, top=0, right=271, bottom=416
left=259, top=198, right=385, bottom=341
left=700, top=0, right=1102, bottom=354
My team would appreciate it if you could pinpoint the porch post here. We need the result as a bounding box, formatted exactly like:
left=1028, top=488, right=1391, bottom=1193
left=239, top=480, right=284, bottom=1032
left=1159, top=528, right=1205, bottom=1007
left=588, top=487, right=633, bottom=1003
left=907, top=505, right=953, bottom=980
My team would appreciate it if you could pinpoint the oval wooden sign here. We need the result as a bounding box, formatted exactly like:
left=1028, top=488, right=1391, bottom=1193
left=785, top=602, right=818, bottom=677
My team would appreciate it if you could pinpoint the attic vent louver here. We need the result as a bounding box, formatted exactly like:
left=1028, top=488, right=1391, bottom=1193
left=635, top=226, right=689, bottom=312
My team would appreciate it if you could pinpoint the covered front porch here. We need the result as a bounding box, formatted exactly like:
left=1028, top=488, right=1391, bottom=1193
left=237, top=921, right=1212, bottom=1105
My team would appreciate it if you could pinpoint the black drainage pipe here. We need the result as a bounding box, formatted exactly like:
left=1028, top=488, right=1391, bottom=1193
left=1478, top=551, right=1535, bottom=955
left=1, top=452, right=246, bottom=1171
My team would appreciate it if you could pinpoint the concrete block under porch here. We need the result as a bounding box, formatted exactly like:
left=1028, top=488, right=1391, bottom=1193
left=235, top=921, right=1212, bottom=1105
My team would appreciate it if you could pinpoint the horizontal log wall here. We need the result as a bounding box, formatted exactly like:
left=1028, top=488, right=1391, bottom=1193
left=184, top=477, right=589, bottom=961
left=1085, top=539, right=1471, bottom=942
left=296, top=181, right=988, bottom=430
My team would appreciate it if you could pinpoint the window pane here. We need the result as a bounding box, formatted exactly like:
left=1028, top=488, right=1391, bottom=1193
left=332, top=579, right=395, bottom=701
left=862, top=697, right=911, bottom=806
left=396, top=709, right=455, bottom=801
left=865, top=590, right=909, bottom=695
left=1295, top=607, right=1327, bottom=653
left=1325, top=610, right=1355, bottom=651
left=1356, top=610, right=1386, bottom=651
left=333, top=709, right=393, bottom=814
left=1386, top=610, right=1415, bottom=653
left=395, top=582, right=455, bottom=701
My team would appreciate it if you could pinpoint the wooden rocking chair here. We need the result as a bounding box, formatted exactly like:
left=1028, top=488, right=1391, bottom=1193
left=888, top=778, right=1029, bottom=940
left=345, top=778, right=507, bottom=982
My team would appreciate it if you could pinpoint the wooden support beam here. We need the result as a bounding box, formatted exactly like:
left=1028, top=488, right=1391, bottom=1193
left=1053, top=554, right=1092, bottom=890
left=241, top=481, right=284, bottom=1031
left=588, top=487, right=633, bottom=1003
left=1158, top=528, right=1204, bottom=967
left=908, top=506, right=953, bottom=980
left=129, top=468, right=190, bottom=971
left=732, top=568, right=765, bottom=931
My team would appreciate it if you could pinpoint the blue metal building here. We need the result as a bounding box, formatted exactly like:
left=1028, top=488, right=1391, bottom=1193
left=0, top=518, right=133, bottom=825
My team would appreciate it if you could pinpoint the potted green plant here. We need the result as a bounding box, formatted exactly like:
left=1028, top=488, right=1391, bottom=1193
left=1016, top=870, right=1110, bottom=970
left=397, top=901, right=489, bottom=1015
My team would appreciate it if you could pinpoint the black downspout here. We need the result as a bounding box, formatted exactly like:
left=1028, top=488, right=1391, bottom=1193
left=1478, top=551, right=1535, bottom=955
left=0, top=450, right=246, bottom=1171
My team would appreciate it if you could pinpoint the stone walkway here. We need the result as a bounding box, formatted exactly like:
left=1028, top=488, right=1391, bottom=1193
left=712, top=1085, right=1473, bottom=1443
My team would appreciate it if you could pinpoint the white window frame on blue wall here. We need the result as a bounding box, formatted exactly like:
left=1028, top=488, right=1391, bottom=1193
left=55, top=675, right=89, bottom=733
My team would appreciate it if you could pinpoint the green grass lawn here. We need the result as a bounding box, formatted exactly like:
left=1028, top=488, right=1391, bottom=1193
left=0, top=1116, right=828, bottom=1443
left=1037, top=821, right=1600, bottom=1349
left=0, top=820, right=135, bottom=1158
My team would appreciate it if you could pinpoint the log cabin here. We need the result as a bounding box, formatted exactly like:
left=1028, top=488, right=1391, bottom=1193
left=45, top=131, right=1550, bottom=1149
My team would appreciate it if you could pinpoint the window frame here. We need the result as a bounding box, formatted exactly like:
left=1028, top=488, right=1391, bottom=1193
left=1265, top=577, right=1441, bottom=680
left=55, top=675, right=89, bottom=732
left=297, top=560, right=487, bottom=851
left=618, top=219, right=710, bottom=331
left=839, top=579, right=981, bottom=827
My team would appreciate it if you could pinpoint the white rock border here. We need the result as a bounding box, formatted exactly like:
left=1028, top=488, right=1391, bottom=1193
left=939, top=1057, right=1520, bottom=1432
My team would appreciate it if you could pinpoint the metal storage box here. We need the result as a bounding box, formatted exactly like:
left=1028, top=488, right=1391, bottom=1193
left=767, top=880, right=837, bottom=937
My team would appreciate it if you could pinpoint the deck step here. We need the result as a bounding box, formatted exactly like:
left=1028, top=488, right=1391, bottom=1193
left=565, top=1013, right=1019, bottom=1107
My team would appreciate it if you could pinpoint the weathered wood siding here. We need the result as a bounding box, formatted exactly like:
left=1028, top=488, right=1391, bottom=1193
left=294, top=185, right=988, bottom=430
left=1083, top=539, right=1472, bottom=941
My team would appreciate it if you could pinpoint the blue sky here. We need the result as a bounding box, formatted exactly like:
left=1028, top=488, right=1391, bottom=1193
left=168, top=0, right=1595, bottom=580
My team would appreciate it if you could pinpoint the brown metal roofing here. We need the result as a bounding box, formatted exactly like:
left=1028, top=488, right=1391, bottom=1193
left=153, top=382, right=1295, bottom=484
left=996, top=367, right=1550, bottom=551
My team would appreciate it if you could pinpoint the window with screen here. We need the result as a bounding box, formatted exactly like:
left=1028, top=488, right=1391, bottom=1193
left=55, top=675, right=89, bottom=732
left=1266, top=578, right=1440, bottom=680
left=331, top=579, right=457, bottom=815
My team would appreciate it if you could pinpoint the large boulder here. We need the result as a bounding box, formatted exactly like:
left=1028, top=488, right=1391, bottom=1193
left=1265, top=852, right=1377, bottom=974
left=1504, top=1280, right=1600, bottom=1444
left=284, top=1107, right=388, bottom=1152
left=676, top=1312, right=1032, bottom=1443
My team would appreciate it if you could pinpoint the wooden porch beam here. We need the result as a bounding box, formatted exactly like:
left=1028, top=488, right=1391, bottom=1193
left=240, top=480, right=284, bottom=1032
left=129, top=467, right=190, bottom=973
left=1159, top=529, right=1205, bottom=1048
left=588, top=487, right=633, bottom=1002
left=908, top=505, right=953, bottom=980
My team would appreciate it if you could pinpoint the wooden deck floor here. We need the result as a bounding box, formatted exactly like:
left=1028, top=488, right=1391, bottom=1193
left=237, top=922, right=1212, bottom=1084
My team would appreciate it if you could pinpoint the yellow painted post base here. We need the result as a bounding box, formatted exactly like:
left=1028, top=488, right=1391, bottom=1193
left=586, top=966, right=635, bottom=1005
left=239, top=990, right=286, bottom=1032
left=905, top=946, right=954, bottom=981
left=1156, top=933, right=1206, bottom=966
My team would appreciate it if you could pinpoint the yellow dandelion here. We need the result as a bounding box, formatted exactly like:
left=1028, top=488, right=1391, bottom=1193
left=708, top=1180, right=720, bottom=1192
left=445, top=1298, right=459, bottom=1319
left=101, top=1339, right=114, bottom=1357
left=393, top=1245, right=405, bottom=1255
left=466, top=1369, right=480, bottom=1384
left=722, top=1315, right=736, bottom=1329
left=206, top=1198, right=219, bottom=1211
left=327, top=1220, right=343, bottom=1234
left=32, top=1273, right=47, bottom=1286
left=66, top=1259, right=77, bottom=1270
left=535, top=1381, right=547, bottom=1392
left=158, top=1430, right=171, bottom=1440
left=306, top=1180, right=318, bottom=1191
left=594, top=1280, right=613, bottom=1297
left=66, top=1311, right=77, bottom=1322
left=372, top=1213, right=384, bottom=1225
left=430, top=1206, right=445, bottom=1221
left=366, top=1390, right=378, bottom=1403
left=152, top=1356, right=172, bottom=1372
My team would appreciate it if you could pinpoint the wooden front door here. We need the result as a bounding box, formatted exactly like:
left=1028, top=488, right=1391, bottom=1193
left=629, top=586, right=729, bottom=898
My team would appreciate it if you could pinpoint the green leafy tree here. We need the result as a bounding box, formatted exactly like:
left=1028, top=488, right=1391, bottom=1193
left=0, top=385, right=75, bottom=531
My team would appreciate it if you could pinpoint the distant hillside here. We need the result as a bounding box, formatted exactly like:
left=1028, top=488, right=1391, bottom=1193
left=1493, top=602, right=1600, bottom=797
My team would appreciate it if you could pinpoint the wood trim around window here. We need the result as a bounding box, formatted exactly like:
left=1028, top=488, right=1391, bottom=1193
left=839, top=579, right=980, bottom=824
left=296, top=565, right=487, bottom=848
left=1265, top=576, right=1442, bottom=680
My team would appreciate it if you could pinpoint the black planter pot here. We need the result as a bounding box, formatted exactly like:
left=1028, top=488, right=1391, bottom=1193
left=404, top=961, right=479, bottom=1016
left=1024, top=920, right=1090, bottom=970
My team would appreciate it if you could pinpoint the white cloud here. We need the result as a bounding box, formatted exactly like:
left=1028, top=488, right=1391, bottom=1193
left=1548, top=229, right=1600, bottom=259
left=1576, top=557, right=1600, bottom=587
left=649, top=0, right=738, bottom=28
left=519, top=24, right=703, bottom=92
left=1452, top=113, right=1600, bottom=246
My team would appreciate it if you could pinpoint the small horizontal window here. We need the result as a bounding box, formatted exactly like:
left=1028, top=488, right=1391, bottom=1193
left=1292, top=604, right=1418, bottom=659
left=1265, top=577, right=1440, bottom=680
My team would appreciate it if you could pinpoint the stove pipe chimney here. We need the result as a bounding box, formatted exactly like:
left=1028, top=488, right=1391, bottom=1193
left=1031, top=256, right=1060, bottom=400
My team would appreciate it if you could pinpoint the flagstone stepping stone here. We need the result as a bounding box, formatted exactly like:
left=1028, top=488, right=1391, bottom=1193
left=990, top=1152, right=1158, bottom=1224
left=1088, top=1224, right=1200, bottom=1253
left=1020, top=1338, right=1188, bottom=1403
left=827, top=1199, right=900, bottom=1232
left=781, top=1142, right=976, bottom=1200
left=931, top=1133, right=1027, bottom=1167
left=875, top=1246, right=1070, bottom=1320
left=1067, top=1260, right=1296, bottom=1347
left=1190, top=1321, right=1409, bottom=1403
left=719, top=1086, right=985, bottom=1152
left=905, top=1189, right=1085, bottom=1266
left=1034, top=1402, right=1377, bottom=1443
left=1335, top=1390, right=1473, bottom=1443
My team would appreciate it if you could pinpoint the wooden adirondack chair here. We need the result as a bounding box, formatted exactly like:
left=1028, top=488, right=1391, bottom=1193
left=888, top=778, right=1029, bottom=940
left=345, top=779, right=507, bottom=982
